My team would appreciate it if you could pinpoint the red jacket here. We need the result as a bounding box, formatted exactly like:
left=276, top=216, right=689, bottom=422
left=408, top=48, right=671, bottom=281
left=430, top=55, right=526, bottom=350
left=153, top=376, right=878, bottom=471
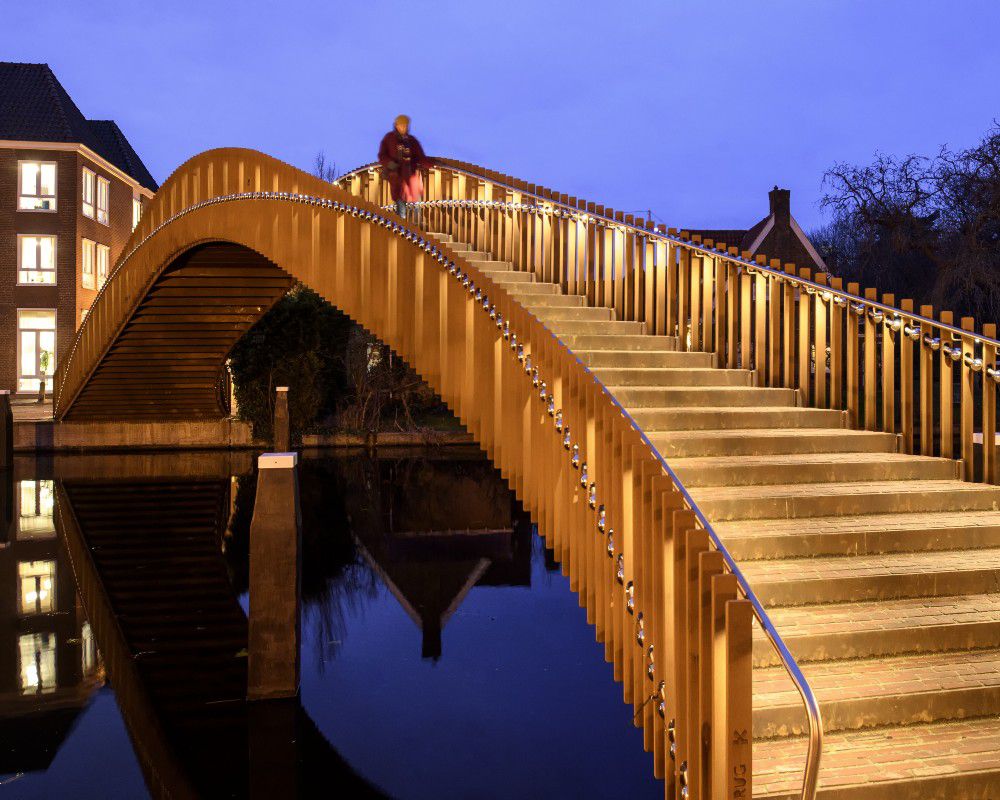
left=378, top=130, right=432, bottom=201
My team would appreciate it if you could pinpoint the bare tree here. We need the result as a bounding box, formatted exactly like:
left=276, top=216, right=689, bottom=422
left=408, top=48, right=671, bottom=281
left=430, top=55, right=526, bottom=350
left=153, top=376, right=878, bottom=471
left=313, top=151, right=338, bottom=183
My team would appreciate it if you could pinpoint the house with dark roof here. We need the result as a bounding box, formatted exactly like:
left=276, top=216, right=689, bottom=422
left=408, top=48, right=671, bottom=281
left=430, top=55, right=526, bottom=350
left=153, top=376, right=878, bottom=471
left=0, top=62, right=157, bottom=395
left=688, top=186, right=828, bottom=274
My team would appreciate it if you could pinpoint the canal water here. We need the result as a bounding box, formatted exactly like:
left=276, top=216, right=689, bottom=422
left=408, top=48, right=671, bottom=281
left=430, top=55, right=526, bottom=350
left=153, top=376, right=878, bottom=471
left=0, top=448, right=660, bottom=799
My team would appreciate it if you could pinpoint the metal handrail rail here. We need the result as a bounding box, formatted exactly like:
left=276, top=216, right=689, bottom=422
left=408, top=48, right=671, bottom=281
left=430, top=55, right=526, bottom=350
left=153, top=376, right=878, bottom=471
left=340, top=160, right=1000, bottom=351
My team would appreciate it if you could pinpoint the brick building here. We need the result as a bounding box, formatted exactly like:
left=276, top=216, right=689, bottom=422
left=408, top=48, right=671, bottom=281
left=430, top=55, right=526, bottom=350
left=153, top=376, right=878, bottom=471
left=0, top=62, right=157, bottom=395
left=689, top=186, right=828, bottom=273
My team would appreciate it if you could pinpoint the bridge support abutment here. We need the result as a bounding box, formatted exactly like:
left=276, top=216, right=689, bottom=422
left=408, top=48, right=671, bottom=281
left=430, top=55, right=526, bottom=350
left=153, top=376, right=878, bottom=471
left=248, top=452, right=302, bottom=701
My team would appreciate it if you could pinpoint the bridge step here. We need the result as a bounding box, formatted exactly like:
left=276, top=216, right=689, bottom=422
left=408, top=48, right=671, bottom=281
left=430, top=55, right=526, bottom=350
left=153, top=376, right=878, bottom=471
left=671, top=452, right=957, bottom=488
left=753, top=592, right=1000, bottom=666
left=477, top=269, right=536, bottom=284
left=691, top=479, right=1000, bottom=520
left=629, top=406, right=844, bottom=431
left=515, top=293, right=586, bottom=307
left=576, top=350, right=713, bottom=368
left=754, top=717, right=1000, bottom=800
left=649, top=427, right=896, bottom=458
left=610, top=386, right=798, bottom=407
left=740, top=546, right=1000, bottom=606
left=592, top=367, right=751, bottom=387
left=502, top=282, right=560, bottom=295
left=548, top=319, right=647, bottom=336
left=558, top=334, right=680, bottom=351
left=753, top=646, right=1000, bottom=738
left=719, top=510, right=1000, bottom=559
left=529, top=305, right=615, bottom=322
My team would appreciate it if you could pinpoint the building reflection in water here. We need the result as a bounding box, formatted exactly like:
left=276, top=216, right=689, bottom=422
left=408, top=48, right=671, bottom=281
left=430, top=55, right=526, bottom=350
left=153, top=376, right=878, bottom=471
left=0, top=477, right=102, bottom=776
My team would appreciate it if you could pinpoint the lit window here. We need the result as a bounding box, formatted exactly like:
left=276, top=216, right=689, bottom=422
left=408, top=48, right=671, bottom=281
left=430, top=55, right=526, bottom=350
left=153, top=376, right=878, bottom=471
left=132, top=196, right=142, bottom=231
left=17, top=309, right=56, bottom=393
left=17, top=480, right=55, bottom=540
left=96, top=176, right=110, bottom=225
left=19, top=632, right=57, bottom=695
left=96, top=244, right=110, bottom=288
left=17, top=235, right=57, bottom=285
left=80, top=307, right=89, bottom=324
left=82, top=167, right=95, bottom=218
left=82, top=238, right=96, bottom=289
left=18, top=560, right=56, bottom=615
left=81, top=622, right=97, bottom=675
left=18, top=161, right=57, bottom=211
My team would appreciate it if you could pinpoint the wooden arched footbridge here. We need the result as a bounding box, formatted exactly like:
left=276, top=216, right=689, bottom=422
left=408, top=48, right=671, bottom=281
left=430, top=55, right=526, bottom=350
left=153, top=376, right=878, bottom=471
left=53, top=149, right=1000, bottom=800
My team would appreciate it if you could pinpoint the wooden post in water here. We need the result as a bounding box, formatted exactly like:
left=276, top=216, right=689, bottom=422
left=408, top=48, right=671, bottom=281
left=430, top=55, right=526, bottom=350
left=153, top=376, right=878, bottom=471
left=274, top=386, right=290, bottom=452
left=248, top=452, right=302, bottom=701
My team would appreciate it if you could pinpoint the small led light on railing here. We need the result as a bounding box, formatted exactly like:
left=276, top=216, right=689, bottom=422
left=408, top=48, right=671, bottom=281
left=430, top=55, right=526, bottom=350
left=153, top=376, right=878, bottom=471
left=870, top=309, right=884, bottom=323
left=481, top=294, right=489, bottom=310
left=646, top=646, right=655, bottom=680
left=888, top=316, right=903, bottom=332
left=821, top=290, right=833, bottom=302
left=635, top=613, right=645, bottom=646
left=597, top=505, right=606, bottom=533
left=606, top=531, right=615, bottom=557
left=588, top=483, right=597, bottom=509
left=516, top=344, right=525, bottom=363
left=495, top=313, right=504, bottom=330
left=851, top=302, right=865, bottom=315
left=833, top=295, right=847, bottom=307
left=924, top=335, right=941, bottom=351
left=616, top=557, right=625, bottom=585
left=509, top=333, right=518, bottom=352
left=987, top=365, right=1000, bottom=383
left=624, top=579, right=634, bottom=608
left=905, top=324, right=921, bottom=340
left=490, top=305, right=497, bottom=320
left=531, top=367, right=540, bottom=387
left=571, top=444, right=580, bottom=469
left=503, top=321, right=511, bottom=340
left=539, top=382, right=548, bottom=402
left=549, top=401, right=558, bottom=421
left=580, top=463, right=588, bottom=487
left=474, top=287, right=482, bottom=301
left=562, top=427, right=572, bottom=450
left=965, top=355, right=984, bottom=372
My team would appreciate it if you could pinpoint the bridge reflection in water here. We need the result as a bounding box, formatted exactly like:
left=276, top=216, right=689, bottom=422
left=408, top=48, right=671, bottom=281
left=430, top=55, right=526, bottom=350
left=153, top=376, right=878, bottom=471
left=0, top=449, right=658, bottom=799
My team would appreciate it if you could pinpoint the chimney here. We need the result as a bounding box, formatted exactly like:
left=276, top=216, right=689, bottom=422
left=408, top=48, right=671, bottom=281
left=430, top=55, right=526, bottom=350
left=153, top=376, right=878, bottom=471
left=769, top=186, right=791, bottom=224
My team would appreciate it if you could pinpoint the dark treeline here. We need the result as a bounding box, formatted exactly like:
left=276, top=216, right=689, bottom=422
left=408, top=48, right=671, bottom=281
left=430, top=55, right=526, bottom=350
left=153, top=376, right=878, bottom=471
left=811, top=123, right=1000, bottom=326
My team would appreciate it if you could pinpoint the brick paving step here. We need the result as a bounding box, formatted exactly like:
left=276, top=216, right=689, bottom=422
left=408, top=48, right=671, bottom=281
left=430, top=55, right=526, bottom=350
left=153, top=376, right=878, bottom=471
left=692, top=479, right=1000, bottom=520
left=753, top=593, right=1000, bottom=666
left=575, top=350, right=713, bottom=369
left=719, top=510, right=1000, bottom=559
left=560, top=334, right=680, bottom=351
left=592, top=366, right=751, bottom=387
left=753, top=717, right=1000, bottom=800
left=753, top=648, right=1000, bottom=738
left=739, top=547, right=1000, bottom=606
left=672, top=452, right=958, bottom=487
left=651, top=428, right=896, bottom=458
left=611, top=385, right=797, bottom=407
left=631, top=405, right=843, bottom=431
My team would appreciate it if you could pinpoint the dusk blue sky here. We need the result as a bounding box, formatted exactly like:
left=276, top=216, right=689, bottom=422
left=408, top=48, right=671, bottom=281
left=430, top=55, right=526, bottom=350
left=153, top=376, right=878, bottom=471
left=5, top=1, right=998, bottom=231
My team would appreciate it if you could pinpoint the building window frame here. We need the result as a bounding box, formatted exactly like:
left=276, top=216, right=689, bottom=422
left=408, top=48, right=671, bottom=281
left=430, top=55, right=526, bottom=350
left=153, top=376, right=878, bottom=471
left=96, top=175, right=110, bottom=225
left=82, top=166, right=96, bottom=218
left=16, top=234, right=57, bottom=286
left=82, top=238, right=96, bottom=290
left=132, top=194, right=142, bottom=231
left=96, top=243, right=110, bottom=288
left=17, top=308, right=57, bottom=394
left=18, top=160, right=57, bottom=212
left=18, top=560, right=56, bottom=616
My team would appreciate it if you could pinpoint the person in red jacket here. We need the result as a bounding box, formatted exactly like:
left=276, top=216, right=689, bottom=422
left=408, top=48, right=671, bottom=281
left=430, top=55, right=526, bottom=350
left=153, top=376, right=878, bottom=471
left=378, top=114, right=432, bottom=223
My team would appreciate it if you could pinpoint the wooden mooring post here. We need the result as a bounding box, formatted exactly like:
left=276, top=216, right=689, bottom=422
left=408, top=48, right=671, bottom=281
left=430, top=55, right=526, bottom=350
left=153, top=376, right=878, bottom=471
left=274, top=386, right=290, bottom=452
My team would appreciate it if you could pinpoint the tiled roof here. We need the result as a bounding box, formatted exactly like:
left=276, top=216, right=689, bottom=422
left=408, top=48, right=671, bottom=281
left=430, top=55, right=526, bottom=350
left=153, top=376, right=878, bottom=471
left=0, top=62, right=158, bottom=191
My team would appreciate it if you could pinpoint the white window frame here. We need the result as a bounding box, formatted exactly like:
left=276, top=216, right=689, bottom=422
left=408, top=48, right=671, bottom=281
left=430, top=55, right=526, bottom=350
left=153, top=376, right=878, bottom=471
left=17, top=309, right=57, bottom=393
left=82, top=167, right=95, bottom=218
left=18, top=161, right=57, bottom=212
left=82, top=238, right=96, bottom=290
left=132, top=194, right=142, bottom=231
left=17, top=234, right=57, bottom=285
left=96, top=175, right=110, bottom=225
left=96, top=243, right=110, bottom=288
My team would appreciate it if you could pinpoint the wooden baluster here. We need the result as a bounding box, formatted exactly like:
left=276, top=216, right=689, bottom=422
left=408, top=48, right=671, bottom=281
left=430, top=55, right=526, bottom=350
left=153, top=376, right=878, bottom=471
left=813, top=274, right=829, bottom=408
left=782, top=263, right=797, bottom=389
left=960, top=317, right=976, bottom=480
left=863, top=289, right=879, bottom=430
left=702, top=244, right=715, bottom=354
left=829, top=277, right=844, bottom=408
left=715, top=599, right=753, bottom=800
left=683, top=529, right=710, bottom=789
left=739, top=263, right=751, bottom=370
left=726, top=251, right=739, bottom=369
left=623, top=219, right=637, bottom=321
left=644, top=232, right=656, bottom=330
left=767, top=259, right=783, bottom=387
left=602, top=219, right=615, bottom=311
left=678, top=243, right=691, bottom=350
left=714, top=250, right=727, bottom=366
left=940, top=311, right=955, bottom=458
left=845, top=283, right=861, bottom=426
left=754, top=256, right=767, bottom=382
left=919, top=304, right=936, bottom=456
left=692, top=550, right=725, bottom=800
left=705, top=572, right=737, bottom=799
left=585, top=204, right=597, bottom=304
left=654, top=233, right=668, bottom=336
left=666, top=233, right=680, bottom=339
left=899, top=300, right=916, bottom=452
left=882, top=294, right=897, bottom=434
left=983, top=324, right=998, bottom=484
left=798, top=269, right=814, bottom=406
left=689, top=242, right=703, bottom=351
left=614, top=213, right=627, bottom=319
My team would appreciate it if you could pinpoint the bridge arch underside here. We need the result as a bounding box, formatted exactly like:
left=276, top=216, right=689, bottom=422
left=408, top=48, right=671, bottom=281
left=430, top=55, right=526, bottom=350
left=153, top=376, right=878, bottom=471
left=64, top=243, right=294, bottom=421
